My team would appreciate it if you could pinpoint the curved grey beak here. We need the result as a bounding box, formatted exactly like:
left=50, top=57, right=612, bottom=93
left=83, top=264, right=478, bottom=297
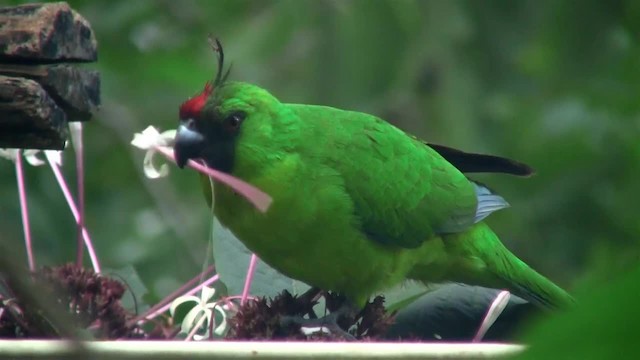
left=173, top=122, right=205, bottom=168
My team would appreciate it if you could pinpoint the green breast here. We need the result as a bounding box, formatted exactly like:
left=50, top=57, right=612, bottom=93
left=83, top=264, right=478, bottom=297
left=212, top=157, right=422, bottom=305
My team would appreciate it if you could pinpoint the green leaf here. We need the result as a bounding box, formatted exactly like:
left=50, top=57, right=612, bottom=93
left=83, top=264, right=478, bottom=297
left=386, top=288, right=431, bottom=313
left=211, top=217, right=309, bottom=298
left=517, top=265, right=640, bottom=359
left=385, top=284, right=533, bottom=342
left=382, top=281, right=431, bottom=312
left=104, top=265, right=149, bottom=313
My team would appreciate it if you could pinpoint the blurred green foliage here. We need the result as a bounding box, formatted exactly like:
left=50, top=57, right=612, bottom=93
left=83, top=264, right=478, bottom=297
left=518, top=263, right=640, bottom=359
left=1, top=0, right=638, bottom=303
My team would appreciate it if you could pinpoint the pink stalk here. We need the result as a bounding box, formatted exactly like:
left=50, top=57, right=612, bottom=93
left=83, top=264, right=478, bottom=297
left=133, top=265, right=216, bottom=323
left=73, top=123, right=85, bottom=266
left=144, top=274, right=220, bottom=322
left=154, top=147, right=272, bottom=213
left=225, top=294, right=257, bottom=302
left=222, top=294, right=257, bottom=312
left=15, top=153, right=35, bottom=272
left=240, top=254, right=258, bottom=305
left=46, top=154, right=101, bottom=273
left=473, top=290, right=511, bottom=342
left=184, top=314, right=207, bottom=341
left=129, top=265, right=215, bottom=324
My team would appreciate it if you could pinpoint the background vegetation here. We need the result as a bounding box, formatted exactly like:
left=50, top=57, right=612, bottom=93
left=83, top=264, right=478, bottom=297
left=1, top=0, right=638, bottom=307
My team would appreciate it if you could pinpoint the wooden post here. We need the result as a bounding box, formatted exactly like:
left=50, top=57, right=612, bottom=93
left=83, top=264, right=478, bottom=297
left=0, top=2, right=100, bottom=150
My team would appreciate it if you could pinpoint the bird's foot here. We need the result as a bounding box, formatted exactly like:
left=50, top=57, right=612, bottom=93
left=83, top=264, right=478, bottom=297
left=281, top=303, right=357, bottom=341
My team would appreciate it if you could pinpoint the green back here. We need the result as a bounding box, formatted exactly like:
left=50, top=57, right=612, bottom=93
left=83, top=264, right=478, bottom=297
left=288, top=104, right=478, bottom=248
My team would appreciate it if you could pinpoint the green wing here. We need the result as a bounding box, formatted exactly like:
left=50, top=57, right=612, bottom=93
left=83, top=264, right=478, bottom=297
left=292, top=105, right=500, bottom=249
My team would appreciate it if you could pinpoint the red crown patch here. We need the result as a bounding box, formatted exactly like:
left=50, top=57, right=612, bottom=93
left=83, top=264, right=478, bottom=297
left=179, top=82, right=214, bottom=120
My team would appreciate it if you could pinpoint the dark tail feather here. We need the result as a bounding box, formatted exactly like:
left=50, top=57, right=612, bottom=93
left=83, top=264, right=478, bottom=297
left=428, top=143, right=535, bottom=177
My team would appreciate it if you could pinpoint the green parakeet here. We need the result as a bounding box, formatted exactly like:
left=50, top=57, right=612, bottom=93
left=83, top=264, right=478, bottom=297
left=173, top=44, right=574, bottom=310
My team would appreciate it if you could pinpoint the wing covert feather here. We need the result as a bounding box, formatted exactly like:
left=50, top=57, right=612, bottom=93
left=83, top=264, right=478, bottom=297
left=291, top=105, right=478, bottom=249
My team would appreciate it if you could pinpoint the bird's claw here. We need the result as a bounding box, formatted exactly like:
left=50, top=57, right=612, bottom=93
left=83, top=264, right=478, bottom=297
left=280, top=309, right=356, bottom=341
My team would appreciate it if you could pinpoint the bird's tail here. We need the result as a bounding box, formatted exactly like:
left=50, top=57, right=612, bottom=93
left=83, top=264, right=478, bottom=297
left=443, top=223, right=575, bottom=310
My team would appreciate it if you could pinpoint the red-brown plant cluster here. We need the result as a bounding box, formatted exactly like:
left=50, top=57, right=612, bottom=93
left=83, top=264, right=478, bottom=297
left=227, top=289, right=395, bottom=341
left=0, top=263, right=139, bottom=339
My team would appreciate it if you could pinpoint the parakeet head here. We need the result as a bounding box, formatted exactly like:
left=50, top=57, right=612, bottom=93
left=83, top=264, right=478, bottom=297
left=174, top=39, right=282, bottom=173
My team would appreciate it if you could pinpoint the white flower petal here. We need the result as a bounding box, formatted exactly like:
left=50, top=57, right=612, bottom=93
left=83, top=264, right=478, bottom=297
left=200, top=286, right=216, bottom=303
left=0, top=149, right=18, bottom=162
left=44, top=150, right=62, bottom=166
left=131, top=126, right=176, bottom=149
left=69, top=122, right=83, bottom=151
left=213, top=305, right=228, bottom=336
left=131, top=126, right=161, bottom=149
left=158, top=129, right=176, bottom=147
left=197, top=310, right=213, bottom=340
left=142, top=150, right=169, bottom=179
left=182, top=306, right=205, bottom=335
left=169, top=295, right=201, bottom=317
left=301, top=326, right=331, bottom=336
left=23, top=150, right=45, bottom=166
left=132, top=126, right=177, bottom=179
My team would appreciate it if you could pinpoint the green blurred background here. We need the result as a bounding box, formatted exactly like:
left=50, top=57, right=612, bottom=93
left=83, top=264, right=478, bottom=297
left=1, top=0, right=638, bottom=302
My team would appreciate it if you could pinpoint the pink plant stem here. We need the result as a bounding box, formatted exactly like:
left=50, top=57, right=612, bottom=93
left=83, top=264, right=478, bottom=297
left=184, top=314, right=207, bottom=341
left=223, top=294, right=257, bottom=311
left=75, top=123, right=85, bottom=266
left=15, top=153, right=35, bottom=272
left=142, top=273, right=220, bottom=322
left=241, top=254, right=258, bottom=306
left=225, top=294, right=257, bottom=302
left=46, top=156, right=101, bottom=273
left=154, top=146, right=272, bottom=213
left=473, top=290, right=511, bottom=342
left=133, top=265, right=216, bottom=323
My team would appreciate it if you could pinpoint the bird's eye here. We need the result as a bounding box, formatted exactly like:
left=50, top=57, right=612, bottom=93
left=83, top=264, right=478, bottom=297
left=223, top=112, right=244, bottom=133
